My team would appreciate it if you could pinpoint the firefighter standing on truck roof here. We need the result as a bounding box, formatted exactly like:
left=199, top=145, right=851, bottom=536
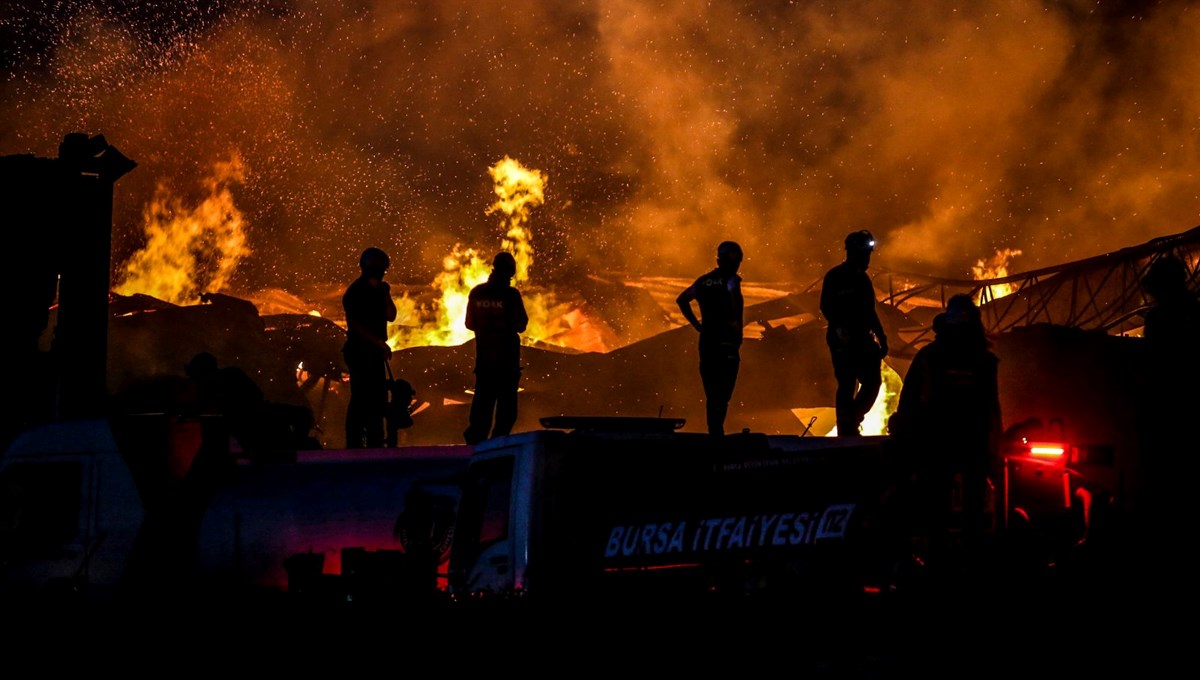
left=676, top=240, right=745, bottom=437
left=342, top=247, right=397, bottom=449
left=463, top=251, right=529, bottom=445
left=820, top=230, right=888, bottom=436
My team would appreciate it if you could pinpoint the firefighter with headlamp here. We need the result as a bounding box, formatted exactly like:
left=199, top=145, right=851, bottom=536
left=820, top=230, right=888, bottom=436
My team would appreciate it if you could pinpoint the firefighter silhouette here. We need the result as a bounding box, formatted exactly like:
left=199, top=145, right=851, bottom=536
left=342, top=247, right=398, bottom=448
left=889, top=294, right=1001, bottom=564
left=1135, top=254, right=1200, bottom=578
left=820, top=230, right=888, bottom=436
left=463, top=252, right=529, bottom=445
left=676, top=241, right=745, bottom=436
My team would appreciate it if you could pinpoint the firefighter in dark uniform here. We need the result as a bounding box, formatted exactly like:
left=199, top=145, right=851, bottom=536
left=820, top=230, right=888, bottom=436
left=890, top=294, right=1001, bottom=562
left=677, top=241, right=745, bottom=436
left=1136, top=254, right=1200, bottom=579
left=342, top=247, right=397, bottom=448
left=463, top=251, right=529, bottom=445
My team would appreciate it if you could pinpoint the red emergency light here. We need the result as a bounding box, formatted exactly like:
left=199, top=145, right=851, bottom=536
left=1001, top=438, right=1075, bottom=527
left=1024, top=442, right=1067, bottom=460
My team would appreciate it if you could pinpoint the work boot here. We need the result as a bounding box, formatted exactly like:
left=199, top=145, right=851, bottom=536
left=463, top=427, right=485, bottom=445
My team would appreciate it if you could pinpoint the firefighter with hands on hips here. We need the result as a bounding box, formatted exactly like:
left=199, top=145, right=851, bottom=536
left=820, top=230, right=888, bottom=436
left=342, top=246, right=397, bottom=449
left=676, top=240, right=745, bottom=437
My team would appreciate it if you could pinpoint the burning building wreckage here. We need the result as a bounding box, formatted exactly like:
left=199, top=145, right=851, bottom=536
left=3, top=130, right=1200, bottom=630
left=3, top=135, right=1199, bottom=520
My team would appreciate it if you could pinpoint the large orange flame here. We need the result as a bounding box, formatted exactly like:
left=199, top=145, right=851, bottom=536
left=114, top=155, right=250, bottom=305
left=487, top=155, right=544, bottom=285
left=389, top=157, right=611, bottom=354
left=112, top=152, right=613, bottom=355
left=972, top=248, right=1023, bottom=303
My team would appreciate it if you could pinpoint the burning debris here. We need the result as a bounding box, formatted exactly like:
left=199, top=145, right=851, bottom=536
left=5, top=120, right=1199, bottom=456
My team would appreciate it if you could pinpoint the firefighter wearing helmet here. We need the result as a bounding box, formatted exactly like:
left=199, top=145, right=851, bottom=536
left=890, top=293, right=1000, bottom=558
left=342, top=246, right=398, bottom=448
left=820, top=230, right=888, bottom=436
left=463, top=251, right=530, bottom=445
left=677, top=240, right=745, bottom=436
left=1136, top=253, right=1200, bottom=573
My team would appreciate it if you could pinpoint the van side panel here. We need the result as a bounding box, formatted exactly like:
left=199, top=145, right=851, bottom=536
left=0, top=419, right=145, bottom=605
left=527, top=432, right=895, bottom=602
left=193, top=450, right=469, bottom=599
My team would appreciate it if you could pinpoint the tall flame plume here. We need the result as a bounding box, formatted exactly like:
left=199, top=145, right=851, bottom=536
left=389, top=156, right=578, bottom=351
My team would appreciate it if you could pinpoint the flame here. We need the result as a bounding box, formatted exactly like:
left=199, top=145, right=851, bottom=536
left=389, top=157, right=611, bottom=354
left=391, top=245, right=491, bottom=348
left=828, top=362, right=902, bottom=437
left=486, top=155, right=545, bottom=285
left=114, top=154, right=250, bottom=305
left=971, top=248, right=1023, bottom=303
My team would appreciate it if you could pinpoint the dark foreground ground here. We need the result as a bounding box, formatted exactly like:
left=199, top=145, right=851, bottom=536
left=6, top=559, right=1188, bottom=678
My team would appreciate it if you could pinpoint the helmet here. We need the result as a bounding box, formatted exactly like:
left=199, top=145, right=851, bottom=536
left=844, top=230, right=875, bottom=252
left=492, top=251, right=517, bottom=278
left=359, top=247, right=390, bottom=274
left=1143, top=255, right=1188, bottom=297
left=185, top=351, right=218, bottom=378
left=944, top=293, right=979, bottom=325
left=717, top=240, right=743, bottom=262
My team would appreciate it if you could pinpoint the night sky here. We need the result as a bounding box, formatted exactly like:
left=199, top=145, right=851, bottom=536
left=2, top=0, right=1196, bottom=302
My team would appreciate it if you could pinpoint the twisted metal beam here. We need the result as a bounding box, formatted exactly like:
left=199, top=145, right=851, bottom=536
left=875, top=225, right=1200, bottom=352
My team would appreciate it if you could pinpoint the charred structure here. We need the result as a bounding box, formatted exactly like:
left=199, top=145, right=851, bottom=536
left=1, top=133, right=135, bottom=448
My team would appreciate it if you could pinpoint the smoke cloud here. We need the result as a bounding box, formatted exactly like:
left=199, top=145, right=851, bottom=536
left=2, top=0, right=1197, bottom=300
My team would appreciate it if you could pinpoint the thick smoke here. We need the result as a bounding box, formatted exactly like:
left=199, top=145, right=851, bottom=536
left=2, top=0, right=1197, bottom=298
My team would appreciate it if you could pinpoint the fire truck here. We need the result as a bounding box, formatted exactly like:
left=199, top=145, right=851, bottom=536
left=448, top=415, right=1124, bottom=608
left=0, top=408, right=1123, bottom=613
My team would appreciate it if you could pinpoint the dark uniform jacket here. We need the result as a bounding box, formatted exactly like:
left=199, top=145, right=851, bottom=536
left=820, top=261, right=885, bottom=351
left=465, top=276, right=529, bottom=371
left=894, top=327, right=1001, bottom=471
left=690, top=268, right=743, bottom=353
left=342, top=275, right=393, bottom=359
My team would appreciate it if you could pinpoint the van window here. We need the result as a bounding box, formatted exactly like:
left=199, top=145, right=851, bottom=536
left=0, top=461, right=84, bottom=556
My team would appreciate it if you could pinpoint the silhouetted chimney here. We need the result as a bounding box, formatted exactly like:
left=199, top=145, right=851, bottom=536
left=0, top=133, right=135, bottom=434
left=53, top=133, right=136, bottom=420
